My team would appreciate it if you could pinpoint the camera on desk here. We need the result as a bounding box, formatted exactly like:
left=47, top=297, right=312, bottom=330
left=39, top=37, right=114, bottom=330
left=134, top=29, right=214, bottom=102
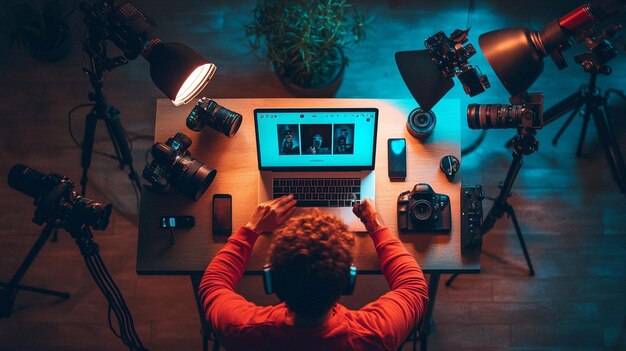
left=398, top=183, right=451, bottom=233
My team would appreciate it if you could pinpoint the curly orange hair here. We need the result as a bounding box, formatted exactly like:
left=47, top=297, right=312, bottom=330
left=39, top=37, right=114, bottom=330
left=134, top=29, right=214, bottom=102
left=269, top=209, right=354, bottom=317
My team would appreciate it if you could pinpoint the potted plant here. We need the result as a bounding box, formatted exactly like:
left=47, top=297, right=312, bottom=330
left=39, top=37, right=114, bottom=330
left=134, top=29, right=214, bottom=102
left=245, top=0, right=371, bottom=97
left=0, top=0, right=75, bottom=62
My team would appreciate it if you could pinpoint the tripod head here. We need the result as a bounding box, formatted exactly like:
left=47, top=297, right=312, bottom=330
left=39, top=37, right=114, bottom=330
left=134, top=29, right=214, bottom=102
left=574, top=23, right=623, bottom=75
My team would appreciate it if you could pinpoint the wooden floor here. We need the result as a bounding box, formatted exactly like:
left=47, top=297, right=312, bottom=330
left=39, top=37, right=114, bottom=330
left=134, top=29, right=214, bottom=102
left=1, top=1, right=625, bottom=350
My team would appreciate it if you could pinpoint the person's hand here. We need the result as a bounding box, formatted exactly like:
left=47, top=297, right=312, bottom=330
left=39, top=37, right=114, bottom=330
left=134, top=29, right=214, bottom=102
left=352, top=198, right=385, bottom=233
left=245, top=194, right=297, bottom=234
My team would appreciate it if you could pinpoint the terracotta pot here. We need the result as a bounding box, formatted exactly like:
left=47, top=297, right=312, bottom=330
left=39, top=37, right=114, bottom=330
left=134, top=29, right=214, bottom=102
left=274, top=51, right=346, bottom=98
left=28, top=24, right=73, bottom=63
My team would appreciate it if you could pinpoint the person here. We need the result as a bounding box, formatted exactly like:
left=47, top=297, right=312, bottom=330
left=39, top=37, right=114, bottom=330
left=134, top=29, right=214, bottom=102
left=334, top=127, right=354, bottom=154
left=304, top=133, right=330, bottom=154
left=199, top=195, right=429, bottom=351
left=280, top=129, right=299, bottom=155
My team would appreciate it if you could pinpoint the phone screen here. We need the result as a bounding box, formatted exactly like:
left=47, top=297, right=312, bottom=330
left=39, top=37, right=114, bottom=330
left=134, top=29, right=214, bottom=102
left=388, top=138, right=407, bottom=179
left=213, top=194, right=232, bottom=235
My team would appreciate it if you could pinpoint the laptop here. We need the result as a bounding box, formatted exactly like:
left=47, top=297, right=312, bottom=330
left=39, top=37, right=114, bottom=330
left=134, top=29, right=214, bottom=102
left=254, top=107, right=379, bottom=232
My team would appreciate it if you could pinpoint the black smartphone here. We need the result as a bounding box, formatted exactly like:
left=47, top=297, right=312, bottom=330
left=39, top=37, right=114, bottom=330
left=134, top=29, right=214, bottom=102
left=159, top=216, right=195, bottom=229
left=388, top=138, right=407, bottom=180
left=212, top=194, right=232, bottom=235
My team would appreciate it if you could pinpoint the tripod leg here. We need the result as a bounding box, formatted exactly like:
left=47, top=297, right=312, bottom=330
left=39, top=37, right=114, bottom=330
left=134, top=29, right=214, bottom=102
left=105, top=107, right=143, bottom=193
left=576, top=106, right=593, bottom=157
left=81, top=109, right=99, bottom=196
left=552, top=103, right=583, bottom=146
left=593, top=106, right=626, bottom=193
left=0, top=224, right=69, bottom=317
left=506, top=205, right=535, bottom=276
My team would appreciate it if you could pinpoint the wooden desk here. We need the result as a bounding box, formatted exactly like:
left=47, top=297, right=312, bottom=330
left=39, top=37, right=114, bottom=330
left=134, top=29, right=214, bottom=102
left=137, top=98, right=480, bottom=351
left=138, top=98, right=480, bottom=275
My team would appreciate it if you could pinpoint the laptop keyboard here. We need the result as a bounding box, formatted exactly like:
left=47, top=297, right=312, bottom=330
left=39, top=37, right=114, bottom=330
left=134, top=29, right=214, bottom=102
left=273, top=178, right=361, bottom=207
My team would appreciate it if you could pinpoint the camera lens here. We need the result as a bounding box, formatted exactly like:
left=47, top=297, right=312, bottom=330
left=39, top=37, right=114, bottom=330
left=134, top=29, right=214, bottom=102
left=411, top=199, right=432, bottom=221
left=172, top=157, right=217, bottom=200
left=187, top=98, right=243, bottom=138
left=467, top=104, right=530, bottom=130
left=407, top=108, right=436, bottom=139
left=8, top=164, right=51, bottom=199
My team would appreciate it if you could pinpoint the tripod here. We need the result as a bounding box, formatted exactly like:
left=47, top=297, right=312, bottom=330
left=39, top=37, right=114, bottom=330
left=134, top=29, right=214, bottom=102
left=549, top=54, right=626, bottom=194
left=447, top=127, right=538, bottom=286
left=0, top=223, right=70, bottom=317
left=79, top=11, right=142, bottom=197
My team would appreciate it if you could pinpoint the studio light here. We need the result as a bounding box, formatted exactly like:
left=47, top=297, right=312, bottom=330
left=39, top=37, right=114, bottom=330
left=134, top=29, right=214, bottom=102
left=83, top=0, right=216, bottom=106
left=478, top=0, right=623, bottom=96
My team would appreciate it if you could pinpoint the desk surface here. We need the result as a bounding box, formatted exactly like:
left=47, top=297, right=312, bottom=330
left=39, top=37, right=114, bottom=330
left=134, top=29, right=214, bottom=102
left=137, top=99, right=480, bottom=275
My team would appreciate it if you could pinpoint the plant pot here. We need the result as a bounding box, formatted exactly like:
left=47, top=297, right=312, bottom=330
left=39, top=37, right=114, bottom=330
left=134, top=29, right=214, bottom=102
left=274, top=58, right=345, bottom=98
left=28, top=24, right=72, bottom=63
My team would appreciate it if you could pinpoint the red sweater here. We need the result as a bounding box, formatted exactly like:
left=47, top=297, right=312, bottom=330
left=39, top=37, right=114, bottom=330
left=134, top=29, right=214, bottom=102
left=199, top=226, right=429, bottom=351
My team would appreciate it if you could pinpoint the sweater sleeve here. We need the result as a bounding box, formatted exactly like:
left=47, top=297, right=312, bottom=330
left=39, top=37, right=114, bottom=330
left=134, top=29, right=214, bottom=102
left=354, top=227, right=429, bottom=350
left=198, top=226, right=261, bottom=331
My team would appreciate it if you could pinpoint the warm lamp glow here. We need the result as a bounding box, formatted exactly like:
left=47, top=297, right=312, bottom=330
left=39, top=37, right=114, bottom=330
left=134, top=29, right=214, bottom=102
left=172, top=63, right=217, bottom=106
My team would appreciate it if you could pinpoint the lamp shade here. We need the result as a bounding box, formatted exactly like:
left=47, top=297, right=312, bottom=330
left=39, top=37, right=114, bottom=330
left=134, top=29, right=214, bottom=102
left=145, top=42, right=216, bottom=106
left=478, top=27, right=545, bottom=97
left=395, top=50, right=454, bottom=111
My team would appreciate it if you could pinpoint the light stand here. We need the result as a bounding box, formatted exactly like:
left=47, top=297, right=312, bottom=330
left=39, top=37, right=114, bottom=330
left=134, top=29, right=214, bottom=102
left=79, top=6, right=142, bottom=197
left=549, top=32, right=626, bottom=193
left=504, top=24, right=626, bottom=194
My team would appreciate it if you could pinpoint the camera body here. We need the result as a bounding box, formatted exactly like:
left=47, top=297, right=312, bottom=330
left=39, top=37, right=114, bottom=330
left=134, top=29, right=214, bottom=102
left=143, top=132, right=216, bottom=200
left=425, top=29, right=490, bottom=97
left=398, top=183, right=451, bottom=233
left=186, top=97, right=243, bottom=137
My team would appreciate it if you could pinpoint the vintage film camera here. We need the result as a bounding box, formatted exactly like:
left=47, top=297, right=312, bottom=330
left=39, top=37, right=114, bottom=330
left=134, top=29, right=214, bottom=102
left=143, top=132, right=216, bottom=200
left=398, top=183, right=451, bottom=233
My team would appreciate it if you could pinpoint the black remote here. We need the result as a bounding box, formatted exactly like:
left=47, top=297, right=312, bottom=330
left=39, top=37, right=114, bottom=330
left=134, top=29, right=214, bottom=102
left=461, top=185, right=484, bottom=251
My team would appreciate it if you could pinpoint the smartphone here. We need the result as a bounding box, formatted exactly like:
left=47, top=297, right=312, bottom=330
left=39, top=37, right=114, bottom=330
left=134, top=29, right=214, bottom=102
left=388, top=138, right=407, bottom=180
left=212, top=194, right=232, bottom=235
left=159, top=216, right=195, bottom=229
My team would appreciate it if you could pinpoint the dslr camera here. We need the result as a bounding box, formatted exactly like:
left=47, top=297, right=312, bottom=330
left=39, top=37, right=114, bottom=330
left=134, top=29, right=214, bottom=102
left=8, top=164, right=112, bottom=230
left=398, top=183, right=451, bottom=233
left=186, top=97, right=243, bottom=138
left=143, top=132, right=216, bottom=201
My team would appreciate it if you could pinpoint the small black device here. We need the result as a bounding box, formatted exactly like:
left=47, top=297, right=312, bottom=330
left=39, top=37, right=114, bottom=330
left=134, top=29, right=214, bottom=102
left=186, top=97, right=243, bottom=138
left=461, top=185, right=485, bottom=251
left=387, top=138, right=407, bottom=180
left=406, top=108, right=436, bottom=139
left=212, top=194, right=232, bottom=235
left=440, top=155, right=460, bottom=180
left=398, top=183, right=451, bottom=233
left=159, top=216, right=195, bottom=229
left=143, top=132, right=217, bottom=201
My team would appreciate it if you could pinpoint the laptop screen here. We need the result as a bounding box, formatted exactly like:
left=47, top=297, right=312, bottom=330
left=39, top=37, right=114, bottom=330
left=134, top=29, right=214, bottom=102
left=254, top=108, right=378, bottom=171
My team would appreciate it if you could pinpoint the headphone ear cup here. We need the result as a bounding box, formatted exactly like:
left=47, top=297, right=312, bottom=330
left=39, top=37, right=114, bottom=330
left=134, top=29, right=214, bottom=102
left=342, top=265, right=357, bottom=295
left=262, top=264, right=274, bottom=295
